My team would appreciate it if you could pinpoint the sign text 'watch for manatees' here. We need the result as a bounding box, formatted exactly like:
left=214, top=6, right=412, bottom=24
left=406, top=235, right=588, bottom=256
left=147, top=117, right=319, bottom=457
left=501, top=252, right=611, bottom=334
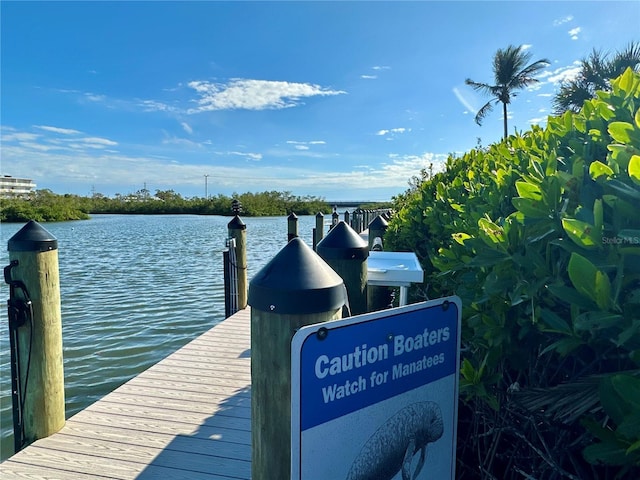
left=291, top=296, right=461, bottom=480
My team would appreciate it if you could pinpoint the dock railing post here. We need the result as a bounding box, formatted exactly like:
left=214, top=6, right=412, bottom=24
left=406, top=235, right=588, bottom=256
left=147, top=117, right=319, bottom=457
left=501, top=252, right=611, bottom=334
left=317, top=220, right=369, bottom=316
left=248, top=238, right=345, bottom=480
left=227, top=214, right=247, bottom=310
left=331, top=206, right=339, bottom=229
left=368, top=214, right=388, bottom=251
left=367, top=215, right=394, bottom=312
left=5, top=220, right=65, bottom=453
left=287, top=212, right=298, bottom=242
left=313, top=212, right=324, bottom=250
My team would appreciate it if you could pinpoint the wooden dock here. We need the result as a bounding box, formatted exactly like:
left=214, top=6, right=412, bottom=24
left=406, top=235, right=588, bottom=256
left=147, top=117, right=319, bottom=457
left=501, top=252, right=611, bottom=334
left=0, top=308, right=252, bottom=479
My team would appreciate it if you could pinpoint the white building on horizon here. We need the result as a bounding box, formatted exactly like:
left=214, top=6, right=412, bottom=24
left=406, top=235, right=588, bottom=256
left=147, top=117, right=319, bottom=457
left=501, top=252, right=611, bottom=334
left=0, top=175, right=37, bottom=197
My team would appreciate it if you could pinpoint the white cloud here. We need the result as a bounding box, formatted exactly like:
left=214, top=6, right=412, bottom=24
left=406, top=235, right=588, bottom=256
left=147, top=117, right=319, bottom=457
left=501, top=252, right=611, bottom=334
left=372, top=66, right=391, bottom=71
left=286, top=140, right=326, bottom=149
left=361, top=75, right=377, bottom=79
left=18, top=142, right=56, bottom=152
left=80, top=137, right=118, bottom=147
left=181, top=122, right=193, bottom=135
left=2, top=131, right=41, bottom=142
left=542, top=64, right=582, bottom=84
left=186, top=79, right=346, bottom=113
left=521, top=44, right=532, bottom=50
left=84, top=93, right=106, bottom=102
left=453, top=87, right=476, bottom=112
left=553, top=15, right=573, bottom=26
left=34, top=125, right=81, bottom=135
left=568, top=27, right=581, bottom=40
left=220, top=151, right=263, bottom=161
left=139, top=99, right=176, bottom=112
left=376, top=128, right=409, bottom=137
left=528, top=116, right=548, bottom=126
left=380, top=152, right=448, bottom=182
left=162, top=136, right=205, bottom=149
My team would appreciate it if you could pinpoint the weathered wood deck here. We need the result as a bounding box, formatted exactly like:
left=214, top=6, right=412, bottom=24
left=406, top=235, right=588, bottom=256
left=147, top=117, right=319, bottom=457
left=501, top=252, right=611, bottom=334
left=0, top=308, right=252, bottom=479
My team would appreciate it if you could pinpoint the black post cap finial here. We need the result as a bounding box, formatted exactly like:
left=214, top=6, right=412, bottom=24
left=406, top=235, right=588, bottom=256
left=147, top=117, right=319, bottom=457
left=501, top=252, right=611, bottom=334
left=8, top=220, right=58, bottom=252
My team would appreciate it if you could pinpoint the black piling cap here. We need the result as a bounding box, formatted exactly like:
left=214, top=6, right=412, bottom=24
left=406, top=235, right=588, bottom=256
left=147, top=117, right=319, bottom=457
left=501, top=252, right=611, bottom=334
left=368, top=215, right=389, bottom=231
left=8, top=220, right=58, bottom=252
left=317, top=221, right=369, bottom=260
left=228, top=215, right=246, bottom=230
left=248, top=238, right=345, bottom=314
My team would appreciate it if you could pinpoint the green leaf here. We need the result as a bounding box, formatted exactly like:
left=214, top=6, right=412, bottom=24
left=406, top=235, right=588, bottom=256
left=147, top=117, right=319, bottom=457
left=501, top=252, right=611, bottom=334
left=589, top=160, right=615, bottom=182
left=629, top=155, right=640, bottom=187
left=451, top=232, right=471, bottom=245
left=574, top=312, right=623, bottom=332
left=515, top=180, right=542, bottom=200
left=539, top=308, right=572, bottom=334
left=540, top=337, right=583, bottom=356
left=460, top=358, right=476, bottom=382
left=628, top=440, right=640, bottom=455
left=478, top=218, right=505, bottom=247
left=617, top=66, right=636, bottom=93
left=612, top=374, right=640, bottom=409
left=466, top=248, right=511, bottom=267
left=512, top=197, right=549, bottom=218
left=562, top=217, right=601, bottom=249
left=606, top=179, right=640, bottom=201
left=547, top=284, right=598, bottom=310
left=609, top=122, right=635, bottom=144
left=568, top=252, right=612, bottom=309
left=616, top=321, right=640, bottom=347
left=583, top=441, right=632, bottom=466
left=599, top=377, right=628, bottom=425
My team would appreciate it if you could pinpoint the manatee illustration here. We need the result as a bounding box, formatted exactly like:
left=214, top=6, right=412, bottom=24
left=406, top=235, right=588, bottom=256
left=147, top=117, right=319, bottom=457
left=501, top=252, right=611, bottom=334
left=346, top=401, right=444, bottom=480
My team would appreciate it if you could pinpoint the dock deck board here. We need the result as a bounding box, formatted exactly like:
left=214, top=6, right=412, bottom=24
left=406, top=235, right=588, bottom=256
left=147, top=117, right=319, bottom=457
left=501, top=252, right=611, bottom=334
left=0, top=308, right=253, bottom=479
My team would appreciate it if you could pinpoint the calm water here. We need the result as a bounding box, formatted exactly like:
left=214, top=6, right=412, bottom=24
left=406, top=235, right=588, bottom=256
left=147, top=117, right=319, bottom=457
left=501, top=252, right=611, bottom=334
left=0, top=213, right=320, bottom=461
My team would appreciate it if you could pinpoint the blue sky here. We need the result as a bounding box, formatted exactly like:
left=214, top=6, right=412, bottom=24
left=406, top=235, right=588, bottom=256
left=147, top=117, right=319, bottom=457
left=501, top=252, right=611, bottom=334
left=2, top=1, right=638, bottom=202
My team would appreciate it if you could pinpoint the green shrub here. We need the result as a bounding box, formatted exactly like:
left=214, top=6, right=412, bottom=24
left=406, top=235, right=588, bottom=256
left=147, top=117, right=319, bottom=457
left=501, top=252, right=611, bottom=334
left=387, top=68, right=640, bottom=479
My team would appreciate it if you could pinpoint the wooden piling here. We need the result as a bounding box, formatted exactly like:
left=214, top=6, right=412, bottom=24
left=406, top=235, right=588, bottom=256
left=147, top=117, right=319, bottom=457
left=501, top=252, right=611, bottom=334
left=366, top=215, right=393, bottom=312
left=313, top=212, right=324, bottom=250
left=6, top=220, right=65, bottom=452
left=368, top=214, right=389, bottom=251
left=317, top=221, right=369, bottom=316
left=287, top=212, right=298, bottom=242
left=248, top=238, right=345, bottom=480
left=228, top=215, right=248, bottom=309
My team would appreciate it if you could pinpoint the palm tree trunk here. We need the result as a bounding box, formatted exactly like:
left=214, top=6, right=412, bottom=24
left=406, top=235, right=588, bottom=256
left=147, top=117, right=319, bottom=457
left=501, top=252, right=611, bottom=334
left=503, top=102, right=508, bottom=140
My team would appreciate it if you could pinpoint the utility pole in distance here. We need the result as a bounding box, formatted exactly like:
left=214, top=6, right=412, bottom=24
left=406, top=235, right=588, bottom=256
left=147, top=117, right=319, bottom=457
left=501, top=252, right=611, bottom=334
left=204, top=174, right=210, bottom=199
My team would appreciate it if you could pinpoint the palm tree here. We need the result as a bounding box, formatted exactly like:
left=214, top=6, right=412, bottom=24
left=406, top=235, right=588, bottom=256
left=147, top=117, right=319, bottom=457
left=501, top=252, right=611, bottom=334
left=553, top=42, right=640, bottom=114
left=466, top=45, right=550, bottom=140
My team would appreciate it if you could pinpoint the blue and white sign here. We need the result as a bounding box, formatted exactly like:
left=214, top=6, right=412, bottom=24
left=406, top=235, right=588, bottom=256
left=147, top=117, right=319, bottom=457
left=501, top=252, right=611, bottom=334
left=291, top=296, right=461, bottom=480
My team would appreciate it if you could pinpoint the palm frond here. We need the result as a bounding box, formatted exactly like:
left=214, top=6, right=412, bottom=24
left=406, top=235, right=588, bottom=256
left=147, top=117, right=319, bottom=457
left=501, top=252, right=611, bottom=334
left=515, top=375, right=602, bottom=424
left=474, top=100, right=495, bottom=126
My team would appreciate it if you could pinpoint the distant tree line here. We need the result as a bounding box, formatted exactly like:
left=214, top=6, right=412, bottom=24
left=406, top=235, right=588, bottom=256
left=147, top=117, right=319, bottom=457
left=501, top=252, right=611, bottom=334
left=0, top=189, right=343, bottom=222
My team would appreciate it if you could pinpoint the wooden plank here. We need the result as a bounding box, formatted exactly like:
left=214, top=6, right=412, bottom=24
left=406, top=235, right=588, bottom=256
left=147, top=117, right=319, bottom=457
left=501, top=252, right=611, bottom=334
left=0, top=308, right=254, bottom=479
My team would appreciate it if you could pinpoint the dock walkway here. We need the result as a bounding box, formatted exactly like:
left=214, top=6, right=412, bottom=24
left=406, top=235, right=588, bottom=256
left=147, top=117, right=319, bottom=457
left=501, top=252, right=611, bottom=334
left=0, top=308, right=252, bottom=479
